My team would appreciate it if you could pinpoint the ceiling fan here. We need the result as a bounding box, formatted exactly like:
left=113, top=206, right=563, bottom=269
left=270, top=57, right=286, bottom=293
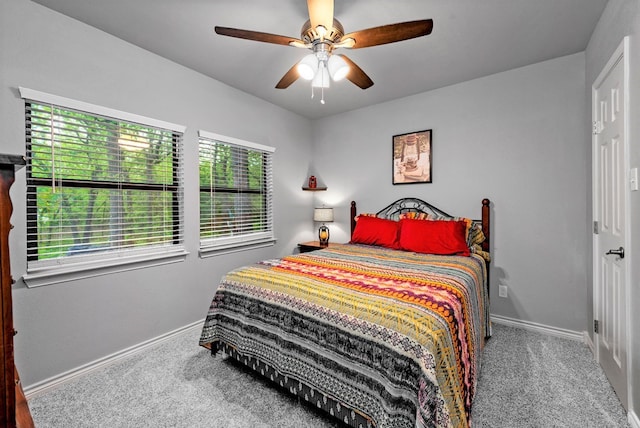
left=214, top=0, right=433, bottom=102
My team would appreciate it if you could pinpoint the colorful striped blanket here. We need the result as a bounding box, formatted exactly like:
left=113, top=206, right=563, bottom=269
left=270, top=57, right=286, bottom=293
left=200, top=244, right=489, bottom=428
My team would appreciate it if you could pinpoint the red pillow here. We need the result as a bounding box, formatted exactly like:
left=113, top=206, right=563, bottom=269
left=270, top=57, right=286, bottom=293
left=398, top=219, right=470, bottom=256
left=351, top=216, right=399, bottom=249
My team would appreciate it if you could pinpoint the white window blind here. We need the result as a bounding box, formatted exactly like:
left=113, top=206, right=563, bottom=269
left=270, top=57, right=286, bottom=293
left=23, top=91, right=185, bottom=274
left=199, top=131, right=275, bottom=252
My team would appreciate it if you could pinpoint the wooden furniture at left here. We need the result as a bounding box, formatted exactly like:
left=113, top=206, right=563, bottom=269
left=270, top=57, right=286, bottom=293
left=0, top=154, right=34, bottom=428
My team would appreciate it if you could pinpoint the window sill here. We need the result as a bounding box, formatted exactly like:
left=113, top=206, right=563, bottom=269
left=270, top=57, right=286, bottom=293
left=199, top=239, right=276, bottom=258
left=22, top=249, right=189, bottom=288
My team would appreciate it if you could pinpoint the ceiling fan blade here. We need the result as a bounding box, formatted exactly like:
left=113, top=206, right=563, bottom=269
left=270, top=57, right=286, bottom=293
left=307, top=0, right=334, bottom=34
left=338, top=55, right=374, bottom=89
left=275, top=64, right=300, bottom=89
left=341, top=19, right=433, bottom=49
left=215, top=26, right=305, bottom=47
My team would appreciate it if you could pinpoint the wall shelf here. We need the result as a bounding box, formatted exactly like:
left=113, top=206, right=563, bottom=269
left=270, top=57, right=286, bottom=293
left=302, top=186, right=327, bottom=191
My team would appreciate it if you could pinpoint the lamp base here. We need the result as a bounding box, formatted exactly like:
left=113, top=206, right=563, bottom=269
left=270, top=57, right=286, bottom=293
left=318, top=225, right=330, bottom=245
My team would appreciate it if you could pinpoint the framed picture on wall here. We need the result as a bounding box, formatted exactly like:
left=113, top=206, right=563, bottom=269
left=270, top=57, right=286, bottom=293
left=392, top=129, right=432, bottom=184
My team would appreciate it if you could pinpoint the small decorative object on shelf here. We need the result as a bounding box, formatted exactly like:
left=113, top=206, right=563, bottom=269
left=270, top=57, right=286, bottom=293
left=301, top=175, right=327, bottom=191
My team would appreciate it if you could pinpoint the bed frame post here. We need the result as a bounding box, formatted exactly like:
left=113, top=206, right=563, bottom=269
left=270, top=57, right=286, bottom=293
left=350, top=201, right=357, bottom=239
left=481, top=199, right=490, bottom=253
left=481, top=198, right=491, bottom=305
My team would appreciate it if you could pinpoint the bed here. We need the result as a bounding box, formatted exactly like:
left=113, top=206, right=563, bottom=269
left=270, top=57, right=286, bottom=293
left=199, top=198, right=491, bottom=428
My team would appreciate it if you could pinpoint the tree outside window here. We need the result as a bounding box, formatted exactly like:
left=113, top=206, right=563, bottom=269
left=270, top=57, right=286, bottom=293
left=199, top=133, right=274, bottom=251
left=26, top=102, right=183, bottom=264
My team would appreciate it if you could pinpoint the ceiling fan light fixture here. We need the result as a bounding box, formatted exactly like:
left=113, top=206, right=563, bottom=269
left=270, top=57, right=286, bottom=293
left=328, top=55, right=349, bottom=81
left=312, top=63, right=330, bottom=88
left=297, top=53, right=318, bottom=80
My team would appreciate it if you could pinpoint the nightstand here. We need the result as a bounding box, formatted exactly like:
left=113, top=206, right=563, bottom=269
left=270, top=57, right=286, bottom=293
left=298, top=241, right=333, bottom=253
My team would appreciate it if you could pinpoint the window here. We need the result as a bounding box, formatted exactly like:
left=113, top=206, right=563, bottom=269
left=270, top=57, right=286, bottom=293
left=21, top=88, right=186, bottom=285
left=198, top=131, right=275, bottom=254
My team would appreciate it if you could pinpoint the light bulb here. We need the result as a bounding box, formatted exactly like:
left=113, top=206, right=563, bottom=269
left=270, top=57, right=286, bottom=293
left=297, top=54, right=318, bottom=80
left=316, top=25, right=327, bottom=39
left=328, top=55, right=349, bottom=81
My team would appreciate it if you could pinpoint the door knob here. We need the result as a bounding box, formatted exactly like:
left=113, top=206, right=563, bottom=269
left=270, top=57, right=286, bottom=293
left=606, top=247, right=625, bottom=259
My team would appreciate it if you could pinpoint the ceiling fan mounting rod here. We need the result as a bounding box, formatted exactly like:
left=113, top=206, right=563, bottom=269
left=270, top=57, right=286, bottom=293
left=312, top=41, right=332, bottom=61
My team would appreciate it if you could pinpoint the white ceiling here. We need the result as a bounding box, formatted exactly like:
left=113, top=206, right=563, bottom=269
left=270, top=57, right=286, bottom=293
left=32, top=0, right=608, bottom=120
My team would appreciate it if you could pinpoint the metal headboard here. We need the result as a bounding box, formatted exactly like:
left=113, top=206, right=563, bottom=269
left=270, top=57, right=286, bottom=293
left=350, top=198, right=491, bottom=254
left=374, top=197, right=453, bottom=220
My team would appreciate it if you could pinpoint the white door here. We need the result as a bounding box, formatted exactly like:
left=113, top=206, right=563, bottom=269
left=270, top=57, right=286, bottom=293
left=593, top=38, right=628, bottom=410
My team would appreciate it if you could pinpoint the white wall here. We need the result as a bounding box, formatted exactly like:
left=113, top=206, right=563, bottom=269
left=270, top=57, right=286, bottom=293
left=311, top=53, right=589, bottom=333
left=586, top=0, right=640, bottom=419
left=1, top=0, right=314, bottom=388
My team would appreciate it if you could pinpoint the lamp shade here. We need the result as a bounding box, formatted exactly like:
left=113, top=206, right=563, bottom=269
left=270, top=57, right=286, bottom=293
left=312, top=64, right=330, bottom=88
left=328, top=55, right=349, bottom=81
left=313, top=207, right=334, bottom=222
left=297, top=54, right=318, bottom=80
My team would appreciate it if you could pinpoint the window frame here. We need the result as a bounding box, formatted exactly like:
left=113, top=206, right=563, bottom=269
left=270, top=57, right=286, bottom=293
left=20, top=87, right=188, bottom=287
left=198, top=130, right=276, bottom=257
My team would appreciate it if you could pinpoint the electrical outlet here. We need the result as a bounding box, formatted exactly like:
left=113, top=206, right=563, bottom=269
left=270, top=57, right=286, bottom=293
left=498, top=285, right=508, bottom=298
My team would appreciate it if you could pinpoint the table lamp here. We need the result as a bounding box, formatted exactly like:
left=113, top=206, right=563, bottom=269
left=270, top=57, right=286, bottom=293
left=313, top=207, right=334, bottom=245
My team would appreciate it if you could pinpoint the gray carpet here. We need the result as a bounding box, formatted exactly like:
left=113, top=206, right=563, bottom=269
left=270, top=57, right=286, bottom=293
left=472, top=324, right=629, bottom=428
left=28, top=323, right=629, bottom=427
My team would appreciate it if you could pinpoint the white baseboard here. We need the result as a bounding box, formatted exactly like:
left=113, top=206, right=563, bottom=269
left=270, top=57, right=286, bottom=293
left=491, top=314, right=585, bottom=343
left=24, top=319, right=204, bottom=398
left=629, top=410, right=640, bottom=428
left=583, top=330, right=595, bottom=354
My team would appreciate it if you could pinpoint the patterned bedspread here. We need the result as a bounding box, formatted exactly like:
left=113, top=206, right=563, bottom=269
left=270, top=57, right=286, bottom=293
left=199, top=244, right=489, bottom=428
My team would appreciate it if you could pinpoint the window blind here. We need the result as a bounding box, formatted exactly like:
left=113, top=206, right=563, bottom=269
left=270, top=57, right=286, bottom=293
left=24, top=97, right=185, bottom=270
left=199, top=131, right=275, bottom=251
